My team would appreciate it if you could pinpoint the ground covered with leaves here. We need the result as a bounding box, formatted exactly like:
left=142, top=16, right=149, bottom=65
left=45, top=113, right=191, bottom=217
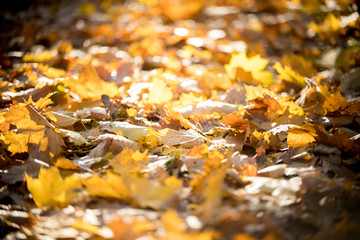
left=0, top=0, right=360, bottom=239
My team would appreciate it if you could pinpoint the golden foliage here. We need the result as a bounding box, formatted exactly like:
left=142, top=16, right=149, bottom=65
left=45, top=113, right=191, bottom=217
left=26, top=167, right=82, bottom=207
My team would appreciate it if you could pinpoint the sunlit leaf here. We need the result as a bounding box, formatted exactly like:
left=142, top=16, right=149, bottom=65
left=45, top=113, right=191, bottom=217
left=322, top=92, right=349, bottom=113
left=274, top=62, right=306, bottom=88
left=83, top=171, right=131, bottom=200
left=287, top=124, right=317, bottom=148
left=111, top=148, right=148, bottom=175
left=26, top=167, right=82, bottom=207
left=225, top=52, right=274, bottom=86
left=66, top=63, right=118, bottom=101
left=148, top=77, right=173, bottom=105
left=126, top=174, right=182, bottom=209
left=243, top=84, right=276, bottom=102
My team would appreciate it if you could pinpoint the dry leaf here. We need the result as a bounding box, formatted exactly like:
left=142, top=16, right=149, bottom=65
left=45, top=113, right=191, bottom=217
left=66, top=63, right=118, bottom=101
left=225, top=52, right=274, bottom=86
left=83, top=171, right=131, bottom=200
left=287, top=124, right=317, bottom=148
left=148, top=77, right=173, bottom=105
left=26, top=167, right=82, bottom=207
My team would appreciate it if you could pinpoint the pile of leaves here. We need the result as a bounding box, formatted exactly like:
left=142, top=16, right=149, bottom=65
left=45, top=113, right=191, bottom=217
left=1, top=0, right=360, bottom=239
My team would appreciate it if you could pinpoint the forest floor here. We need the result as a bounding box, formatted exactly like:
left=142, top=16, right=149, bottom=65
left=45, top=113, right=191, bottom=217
left=0, top=0, right=360, bottom=239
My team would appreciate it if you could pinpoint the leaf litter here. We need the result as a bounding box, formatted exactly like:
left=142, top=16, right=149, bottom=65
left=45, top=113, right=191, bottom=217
left=0, top=0, right=360, bottom=239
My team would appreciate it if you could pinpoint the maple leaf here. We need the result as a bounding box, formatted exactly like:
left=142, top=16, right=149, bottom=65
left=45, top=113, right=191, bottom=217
left=65, top=62, right=118, bottom=101
left=111, top=148, right=148, bottom=175
left=83, top=171, right=131, bottom=200
left=26, top=167, right=82, bottom=207
left=225, top=52, right=274, bottom=86
left=220, top=112, right=250, bottom=132
left=281, top=54, right=317, bottom=78
left=274, top=62, right=306, bottom=88
left=322, top=92, right=349, bottom=113
left=243, top=84, right=276, bottom=102
left=138, top=128, right=162, bottom=149
left=4, top=104, right=44, bottom=131
left=148, top=76, right=173, bottom=105
left=273, top=99, right=305, bottom=126
left=3, top=104, right=64, bottom=157
left=3, top=131, right=31, bottom=154
left=165, top=109, right=197, bottom=129
left=287, top=124, right=318, bottom=148
left=125, top=174, right=182, bottom=209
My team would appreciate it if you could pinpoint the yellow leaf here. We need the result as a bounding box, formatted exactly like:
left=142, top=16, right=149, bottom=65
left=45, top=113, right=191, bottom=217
left=3, top=131, right=30, bottom=154
left=173, top=92, right=205, bottom=109
left=281, top=54, right=317, bottom=78
left=83, top=171, right=131, bottom=200
left=22, top=50, right=56, bottom=62
left=3, top=104, right=64, bottom=157
left=273, top=99, right=305, bottom=126
left=243, top=84, right=276, bottom=101
left=148, top=77, right=173, bottom=105
left=126, top=108, right=138, bottom=118
left=287, top=124, right=317, bottom=148
left=165, top=109, right=196, bottom=129
left=274, top=62, right=306, bottom=88
left=125, top=174, right=182, bottom=209
left=4, top=104, right=43, bottom=131
left=26, top=167, right=82, bottom=207
left=71, top=218, right=100, bottom=235
left=33, top=93, right=54, bottom=110
left=66, top=63, right=118, bottom=100
left=225, top=52, right=274, bottom=86
left=138, top=128, right=162, bottom=148
left=55, top=157, right=79, bottom=170
left=37, top=64, right=67, bottom=78
left=111, top=148, right=148, bottom=175
left=323, top=92, right=349, bottom=113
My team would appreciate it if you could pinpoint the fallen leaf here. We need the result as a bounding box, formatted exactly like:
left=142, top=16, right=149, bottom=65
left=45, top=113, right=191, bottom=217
left=83, top=171, right=131, bottom=200
left=99, top=121, right=149, bottom=141
left=287, top=124, right=317, bottom=148
left=225, top=52, right=274, bottom=86
left=26, top=167, right=82, bottom=207
left=243, top=84, right=276, bottom=102
left=125, top=174, right=182, bottom=209
left=111, top=148, right=149, bottom=175
left=148, top=76, right=173, bottom=105
left=322, top=92, right=349, bottom=113
left=220, top=112, right=249, bottom=132
left=274, top=62, right=306, bottom=88
left=160, top=128, right=206, bottom=148
left=66, top=63, right=119, bottom=101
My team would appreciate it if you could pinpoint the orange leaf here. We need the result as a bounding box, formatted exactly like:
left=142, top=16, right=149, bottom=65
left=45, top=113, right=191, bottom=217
left=66, top=63, right=118, bottom=100
left=287, top=125, right=317, bottom=148
left=220, top=112, right=249, bottom=132
left=323, top=92, right=349, bottom=113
